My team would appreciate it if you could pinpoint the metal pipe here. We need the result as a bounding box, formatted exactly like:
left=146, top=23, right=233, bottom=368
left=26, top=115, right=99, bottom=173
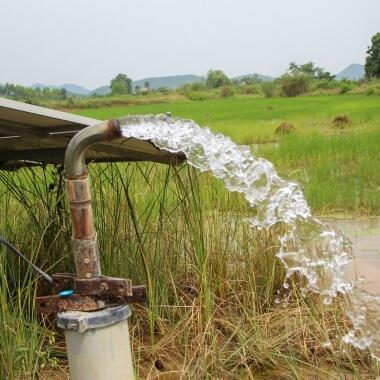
left=65, top=119, right=121, bottom=179
left=64, top=119, right=121, bottom=279
left=62, top=119, right=135, bottom=379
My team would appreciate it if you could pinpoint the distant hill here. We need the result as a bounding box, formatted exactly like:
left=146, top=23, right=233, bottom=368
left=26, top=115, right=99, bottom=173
left=232, top=73, right=275, bottom=82
left=31, top=83, right=91, bottom=96
left=132, top=74, right=203, bottom=89
left=60, top=84, right=91, bottom=96
left=336, top=64, right=365, bottom=80
left=91, top=85, right=111, bottom=96
left=30, top=74, right=204, bottom=95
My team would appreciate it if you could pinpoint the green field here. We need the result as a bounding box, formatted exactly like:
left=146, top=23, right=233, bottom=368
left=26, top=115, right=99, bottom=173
left=76, top=95, right=380, bottom=143
left=77, top=95, right=380, bottom=215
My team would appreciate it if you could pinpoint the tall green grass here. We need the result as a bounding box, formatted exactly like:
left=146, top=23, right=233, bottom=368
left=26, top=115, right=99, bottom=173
left=0, top=185, right=60, bottom=379
left=256, top=131, right=380, bottom=214
left=0, top=163, right=378, bottom=378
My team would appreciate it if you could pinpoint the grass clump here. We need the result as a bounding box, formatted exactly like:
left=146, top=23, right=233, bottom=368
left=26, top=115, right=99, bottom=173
left=275, top=122, right=296, bottom=135
left=333, top=114, right=352, bottom=128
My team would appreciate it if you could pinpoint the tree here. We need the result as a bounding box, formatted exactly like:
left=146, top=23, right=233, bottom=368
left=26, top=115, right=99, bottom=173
left=59, top=88, right=67, bottom=100
left=288, top=62, right=335, bottom=81
left=206, top=69, right=231, bottom=88
left=110, top=73, right=132, bottom=95
left=365, top=32, right=380, bottom=80
left=144, top=81, right=150, bottom=91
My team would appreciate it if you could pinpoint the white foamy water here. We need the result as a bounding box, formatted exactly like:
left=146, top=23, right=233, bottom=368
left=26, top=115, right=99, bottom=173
left=120, top=114, right=380, bottom=360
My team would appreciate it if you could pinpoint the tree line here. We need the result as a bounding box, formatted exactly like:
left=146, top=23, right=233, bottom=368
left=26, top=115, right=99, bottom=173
left=1, top=32, right=379, bottom=103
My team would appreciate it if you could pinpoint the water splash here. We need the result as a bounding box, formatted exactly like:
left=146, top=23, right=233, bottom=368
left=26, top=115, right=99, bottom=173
left=120, top=114, right=378, bottom=359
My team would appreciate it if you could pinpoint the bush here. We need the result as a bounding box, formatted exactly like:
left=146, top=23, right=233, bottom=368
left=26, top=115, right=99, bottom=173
left=338, top=80, right=354, bottom=94
left=261, top=82, right=276, bottom=98
left=314, top=79, right=339, bottom=90
left=373, top=80, right=380, bottom=95
left=189, top=82, right=207, bottom=91
left=279, top=74, right=311, bottom=97
left=220, top=85, right=234, bottom=97
left=239, top=84, right=258, bottom=95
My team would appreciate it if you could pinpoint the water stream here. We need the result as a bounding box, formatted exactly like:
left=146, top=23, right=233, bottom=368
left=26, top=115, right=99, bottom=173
left=120, top=114, right=380, bottom=360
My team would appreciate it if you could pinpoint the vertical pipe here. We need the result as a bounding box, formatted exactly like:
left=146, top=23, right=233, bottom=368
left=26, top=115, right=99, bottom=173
left=63, top=120, right=134, bottom=379
left=64, top=119, right=121, bottom=279
left=65, top=176, right=100, bottom=278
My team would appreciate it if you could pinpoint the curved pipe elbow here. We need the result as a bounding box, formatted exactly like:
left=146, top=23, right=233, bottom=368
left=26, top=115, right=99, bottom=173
left=65, top=119, right=122, bottom=179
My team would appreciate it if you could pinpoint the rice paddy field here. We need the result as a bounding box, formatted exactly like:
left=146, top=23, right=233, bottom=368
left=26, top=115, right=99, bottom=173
left=1, top=94, right=380, bottom=379
left=77, top=94, right=380, bottom=215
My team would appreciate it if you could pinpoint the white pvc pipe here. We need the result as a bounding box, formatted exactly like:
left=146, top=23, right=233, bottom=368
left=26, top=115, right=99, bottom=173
left=58, top=305, right=134, bottom=380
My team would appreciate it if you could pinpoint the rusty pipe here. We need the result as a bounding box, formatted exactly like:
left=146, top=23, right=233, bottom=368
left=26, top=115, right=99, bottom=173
left=64, top=120, right=122, bottom=279
left=65, top=119, right=121, bottom=179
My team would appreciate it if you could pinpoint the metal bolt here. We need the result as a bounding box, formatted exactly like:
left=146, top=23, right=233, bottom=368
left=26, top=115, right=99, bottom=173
left=85, top=273, right=92, bottom=279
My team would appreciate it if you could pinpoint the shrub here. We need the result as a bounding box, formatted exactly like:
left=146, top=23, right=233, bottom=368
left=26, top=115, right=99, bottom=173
left=239, top=84, right=258, bottom=95
left=279, top=74, right=311, bottom=97
left=314, top=79, right=339, bottom=90
left=338, top=81, right=354, bottom=94
left=220, top=85, right=234, bottom=98
left=189, top=82, right=207, bottom=91
left=261, top=82, right=276, bottom=98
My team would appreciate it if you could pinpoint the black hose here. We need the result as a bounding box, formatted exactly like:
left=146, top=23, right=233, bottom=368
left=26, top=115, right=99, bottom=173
left=0, top=236, right=53, bottom=284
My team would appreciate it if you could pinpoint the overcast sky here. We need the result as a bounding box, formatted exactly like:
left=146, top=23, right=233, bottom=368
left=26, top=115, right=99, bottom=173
left=1, top=0, right=379, bottom=89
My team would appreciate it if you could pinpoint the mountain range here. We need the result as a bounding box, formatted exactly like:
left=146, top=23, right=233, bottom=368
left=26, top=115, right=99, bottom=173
left=30, top=64, right=365, bottom=96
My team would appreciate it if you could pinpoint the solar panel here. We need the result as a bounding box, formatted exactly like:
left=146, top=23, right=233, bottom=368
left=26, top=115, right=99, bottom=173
left=0, top=98, right=185, bottom=170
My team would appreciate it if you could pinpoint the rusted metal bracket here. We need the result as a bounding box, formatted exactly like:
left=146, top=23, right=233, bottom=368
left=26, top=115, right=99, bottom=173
left=36, top=273, right=147, bottom=314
